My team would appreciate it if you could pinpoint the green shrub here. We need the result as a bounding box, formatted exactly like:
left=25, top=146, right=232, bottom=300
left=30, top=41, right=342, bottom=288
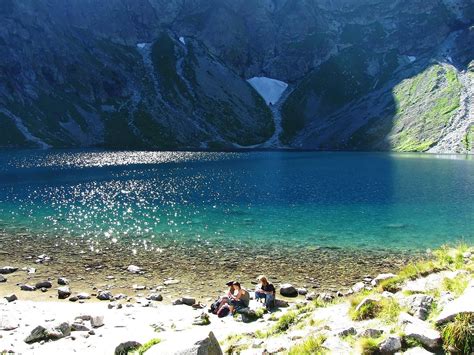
left=271, top=311, right=298, bottom=333
left=287, top=335, right=327, bottom=355
left=350, top=296, right=401, bottom=322
left=358, top=337, right=382, bottom=355
left=441, top=313, right=474, bottom=354
left=135, top=338, right=161, bottom=355
left=441, top=274, right=469, bottom=297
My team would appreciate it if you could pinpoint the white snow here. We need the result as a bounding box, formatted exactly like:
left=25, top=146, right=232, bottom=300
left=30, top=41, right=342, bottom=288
left=247, top=76, right=288, bottom=106
left=407, top=56, right=416, bottom=63
left=136, top=43, right=147, bottom=49
left=179, top=36, right=186, bottom=45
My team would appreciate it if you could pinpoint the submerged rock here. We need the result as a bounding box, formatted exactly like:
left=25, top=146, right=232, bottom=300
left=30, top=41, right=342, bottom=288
left=279, top=284, right=298, bottom=297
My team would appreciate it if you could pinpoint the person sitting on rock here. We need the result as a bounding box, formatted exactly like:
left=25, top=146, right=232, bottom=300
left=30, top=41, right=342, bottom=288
left=210, top=280, right=235, bottom=314
left=255, top=275, right=275, bottom=310
left=228, top=282, right=250, bottom=313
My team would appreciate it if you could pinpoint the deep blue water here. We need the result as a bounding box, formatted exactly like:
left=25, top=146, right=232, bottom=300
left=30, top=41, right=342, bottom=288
left=0, top=150, right=473, bottom=252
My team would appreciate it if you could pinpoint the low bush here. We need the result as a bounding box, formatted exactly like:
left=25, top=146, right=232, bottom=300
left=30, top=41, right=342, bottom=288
left=441, top=313, right=474, bottom=354
left=357, top=337, right=382, bottom=355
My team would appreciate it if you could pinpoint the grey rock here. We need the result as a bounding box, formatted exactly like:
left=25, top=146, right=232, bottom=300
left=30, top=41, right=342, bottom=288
left=133, top=285, right=146, bottom=291
left=146, top=331, right=222, bottom=355
left=318, top=292, right=334, bottom=302
left=402, top=294, right=433, bottom=320
left=71, top=323, right=90, bottom=332
left=77, top=292, right=91, bottom=300
left=35, top=280, right=53, bottom=289
left=274, top=299, right=289, bottom=308
left=436, top=280, right=474, bottom=325
left=20, top=284, right=36, bottom=291
left=97, top=291, right=113, bottom=301
left=24, top=322, right=71, bottom=344
left=379, top=336, right=402, bottom=354
left=351, top=281, right=366, bottom=293
left=358, top=328, right=384, bottom=338
left=126, top=265, right=141, bottom=274
left=147, top=293, right=163, bottom=302
left=400, top=313, right=441, bottom=350
left=91, top=316, right=104, bottom=328
left=181, top=296, right=196, bottom=306
left=305, top=292, right=317, bottom=301
left=114, top=341, right=142, bottom=355
left=69, top=296, right=79, bottom=302
left=4, top=294, right=17, bottom=303
left=332, top=326, right=356, bottom=337
left=279, top=284, right=298, bottom=297
left=58, top=286, right=71, bottom=299
left=163, top=279, right=180, bottom=286
left=58, top=277, right=69, bottom=285
left=0, top=275, right=6, bottom=283
left=0, top=266, right=18, bottom=274
left=297, top=288, right=308, bottom=295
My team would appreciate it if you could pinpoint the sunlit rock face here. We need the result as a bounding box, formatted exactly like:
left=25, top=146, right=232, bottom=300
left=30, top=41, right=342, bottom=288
left=0, top=0, right=473, bottom=152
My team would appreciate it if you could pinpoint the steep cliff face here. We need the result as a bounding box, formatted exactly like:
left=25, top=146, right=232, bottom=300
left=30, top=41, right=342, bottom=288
left=0, top=0, right=473, bottom=152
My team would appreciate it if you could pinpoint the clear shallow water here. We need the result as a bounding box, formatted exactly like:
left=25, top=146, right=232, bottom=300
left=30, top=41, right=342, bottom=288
left=0, top=150, right=473, bottom=253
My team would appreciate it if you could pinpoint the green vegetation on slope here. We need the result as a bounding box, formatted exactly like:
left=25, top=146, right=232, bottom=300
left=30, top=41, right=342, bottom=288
left=390, top=65, right=462, bottom=152
left=463, top=125, right=474, bottom=151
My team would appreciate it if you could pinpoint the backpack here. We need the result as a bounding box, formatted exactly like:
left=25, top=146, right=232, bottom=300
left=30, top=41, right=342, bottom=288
left=210, top=298, right=222, bottom=314
left=217, top=304, right=230, bottom=318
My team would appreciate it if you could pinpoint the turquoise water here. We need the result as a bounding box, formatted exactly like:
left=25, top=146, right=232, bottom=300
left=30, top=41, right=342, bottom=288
left=0, top=150, right=473, bottom=252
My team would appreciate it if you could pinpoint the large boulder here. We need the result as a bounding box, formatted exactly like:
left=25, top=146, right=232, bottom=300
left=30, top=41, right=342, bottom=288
left=4, top=294, right=17, bottom=302
left=58, top=286, right=71, bottom=299
left=24, top=322, right=71, bottom=344
left=279, top=284, right=298, bottom=297
left=35, top=280, right=53, bottom=289
left=147, top=331, right=222, bottom=355
left=401, top=294, right=433, bottom=320
left=399, top=313, right=441, bottom=350
left=436, top=281, right=474, bottom=325
left=97, top=291, right=113, bottom=301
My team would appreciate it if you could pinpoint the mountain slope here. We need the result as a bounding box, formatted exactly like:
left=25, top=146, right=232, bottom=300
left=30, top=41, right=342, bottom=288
left=0, top=0, right=473, bottom=152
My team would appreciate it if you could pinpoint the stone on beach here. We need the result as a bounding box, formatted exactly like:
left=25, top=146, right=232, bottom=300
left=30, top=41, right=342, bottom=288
left=146, top=331, right=222, bottom=355
left=58, top=286, right=71, bottom=299
left=180, top=296, right=196, bottom=306
left=114, top=341, right=142, bottom=355
left=279, top=284, right=298, bottom=297
left=0, top=275, right=6, bottom=282
left=91, top=316, right=104, bottom=328
left=351, top=281, right=366, bottom=293
left=77, top=292, right=91, bottom=300
left=358, top=328, right=384, bottom=338
left=378, top=336, right=402, bottom=353
left=147, top=293, right=163, bottom=301
left=127, top=265, right=142, bottom=274
left=58, top=277, right=69, bottom=285
left=0, top=266, right=18, bottom=274
left=20, top=284, right=36, bottom=291
left=35, top=280, right=53, bottom=289
left=164, top=279, right=180, bottom=286
left=4, top=294, right=18, bottom=302
left=435, top=280, right=474, bottom=324
left=24, top=322, right=71, bottom=344
left=97, top=291, right=113, bottom=301
left=399, top=312, right=441, bottom=350
left=401, top=294, right=433, bottom=320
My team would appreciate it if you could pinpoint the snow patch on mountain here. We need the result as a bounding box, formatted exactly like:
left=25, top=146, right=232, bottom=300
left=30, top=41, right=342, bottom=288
left=136, top=43, right=148, bottom=49
left=179, top=37, right=186, bottom=45
left=247, top=77, right=288, bottom=106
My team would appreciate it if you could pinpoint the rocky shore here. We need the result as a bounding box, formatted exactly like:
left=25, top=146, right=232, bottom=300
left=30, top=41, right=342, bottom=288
left=1, top=245, right=473, bottom=354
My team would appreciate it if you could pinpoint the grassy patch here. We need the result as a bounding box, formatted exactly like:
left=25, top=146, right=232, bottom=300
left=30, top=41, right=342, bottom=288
left=135, top=338, right=161, bottom=354
left=287, top=335, right=327, bottom=355
left=357, top=337, right=382, bottom=355
left=350, top=294, right=401, bottom=322
left=441, top=274, right=470, bottom=297
left=441, top=313, right=474, bottom=354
